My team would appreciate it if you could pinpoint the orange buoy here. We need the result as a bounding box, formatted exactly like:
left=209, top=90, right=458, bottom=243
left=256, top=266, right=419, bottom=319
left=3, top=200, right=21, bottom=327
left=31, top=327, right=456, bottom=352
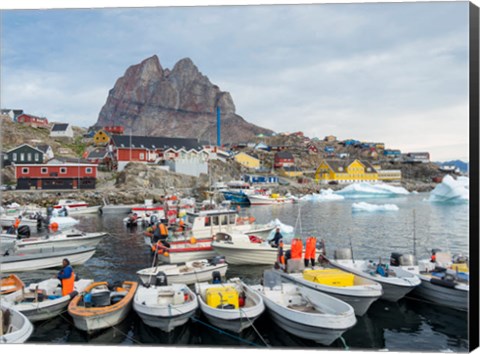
left=50, top=222, right=59, bottom=231
left=190, top=237, right=197, bottom=244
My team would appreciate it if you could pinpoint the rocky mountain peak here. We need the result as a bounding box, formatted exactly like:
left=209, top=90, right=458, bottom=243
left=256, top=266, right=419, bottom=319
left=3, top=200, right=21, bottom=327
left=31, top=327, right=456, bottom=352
left=96, top=55, right=273, bottom=143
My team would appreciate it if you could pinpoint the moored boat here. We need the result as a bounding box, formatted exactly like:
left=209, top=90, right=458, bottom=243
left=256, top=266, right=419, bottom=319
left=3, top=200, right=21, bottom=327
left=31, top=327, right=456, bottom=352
left=68, top=280, right=138, bottom=332
left=136, top=257, right=228, bottom=286
left=212, top=232, right=287, bottom=265
left=0, top=246, right=96, bottom=272
left=152, top=238, right=217, bottom=264
left=325, top=249, right=421, bottom=302
left=9, top=229, right=107, bottom=253
left=53, top=199, right=101, bottom=215
left=195, top=278, right=265, bottom=333
left=134, top=280, right=198, bottom=332
left=0, top=275, right=25, bottom=296
left=248, top=193, right=296, bottom=206
left=2, top=278, right=93, bottom=322
left=0, top=303, right=34, bottom=344
left=273, top=267, right=382, bottom=316
left=250, top=270, right=357, bottom=345
left=391, top=251, right=469, bottom=311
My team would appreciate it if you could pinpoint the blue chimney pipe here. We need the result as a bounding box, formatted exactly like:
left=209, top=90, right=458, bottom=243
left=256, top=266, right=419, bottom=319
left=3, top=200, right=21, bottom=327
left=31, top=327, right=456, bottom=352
left=216, top=106, right=221, bottom=146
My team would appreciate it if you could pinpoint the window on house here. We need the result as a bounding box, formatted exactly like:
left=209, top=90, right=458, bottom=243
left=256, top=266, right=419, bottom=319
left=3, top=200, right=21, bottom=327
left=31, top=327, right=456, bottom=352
left=12, top=153, right=17, bottom=161
left=60, top=167, right=67, bottom=174
left=27, top=153, right=32, bottom=161
left=22, top=167, right=29, bottom=174
left=20, top=153, right=25, bottom=161
left=41, top=167, right=48, bottom=174
left=85, top=167, right=93, bottom=174
left=34, top=153, right=39, bottom=161
left=139, top=153, right=145, bottom=160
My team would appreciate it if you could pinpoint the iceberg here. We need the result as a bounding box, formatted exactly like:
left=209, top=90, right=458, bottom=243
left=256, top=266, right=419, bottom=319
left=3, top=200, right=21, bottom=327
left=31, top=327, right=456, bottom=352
left=352, top=202, right=399, bottom=212
left=336, top=182, right=409, bottom=198
left=300, top=189, right=345, bottom=202
left=428, top=175, right=469, bottom=203
left=267, top=219, right=295, bottom=242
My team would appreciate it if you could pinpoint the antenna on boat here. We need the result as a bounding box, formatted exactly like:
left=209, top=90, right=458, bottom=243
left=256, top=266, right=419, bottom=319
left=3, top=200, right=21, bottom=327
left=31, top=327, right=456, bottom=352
left=349, top=234, right=355, bottom=264
left=412, top=209, right=417, bottom=258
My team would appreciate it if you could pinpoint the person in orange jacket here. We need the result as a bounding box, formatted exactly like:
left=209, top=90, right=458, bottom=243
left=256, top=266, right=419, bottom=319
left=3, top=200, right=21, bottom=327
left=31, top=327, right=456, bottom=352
left=57, top=258, right=75, bottom=296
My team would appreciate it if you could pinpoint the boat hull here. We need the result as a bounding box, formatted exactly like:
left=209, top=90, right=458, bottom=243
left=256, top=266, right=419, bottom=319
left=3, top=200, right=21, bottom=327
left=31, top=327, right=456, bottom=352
left=0, top=247, right=96, bottom=272
left=137, top=309, right=196, bottom=332
left=157, top=249, right=217, bottom=264
left=14, top=232, right=106, bottom=253
left=275, top=271, right=382, bottom=316
left=137, top=263, right=228, bottom=286
left=15, top=297, right=70, bottom=322
left=212, top=243, right=279, bottom=265
left=221, top=191, right=251, bottom=205
left=0, top=304, right=34, bottom=344
left=266, top=306, right=348, bottom=345
left=70, top=302, right=132, bottom=332
left=409, top=277, right=468, bottom=311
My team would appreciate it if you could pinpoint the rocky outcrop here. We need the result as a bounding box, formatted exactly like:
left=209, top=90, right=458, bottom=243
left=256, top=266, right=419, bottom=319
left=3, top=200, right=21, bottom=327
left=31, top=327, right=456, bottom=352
left=96, top=55, right=273, bottom=144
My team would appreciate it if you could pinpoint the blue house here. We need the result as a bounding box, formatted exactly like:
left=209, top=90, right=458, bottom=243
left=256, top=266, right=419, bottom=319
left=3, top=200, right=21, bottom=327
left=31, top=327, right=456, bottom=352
left=325, top=146, right=335, bottom=153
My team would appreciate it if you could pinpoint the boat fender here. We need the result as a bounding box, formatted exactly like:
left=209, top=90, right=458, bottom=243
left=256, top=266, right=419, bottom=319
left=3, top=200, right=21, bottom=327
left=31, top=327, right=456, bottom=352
left=430, top=277, right=456, bottom=289
left=84, top=293, right=92, bottom=303
left=68, top=291, right=78, bottom=299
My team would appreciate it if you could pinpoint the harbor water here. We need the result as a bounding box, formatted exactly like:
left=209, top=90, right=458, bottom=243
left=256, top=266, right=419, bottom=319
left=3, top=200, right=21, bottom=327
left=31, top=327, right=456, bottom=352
left=21, top=193, right=469, bottom=351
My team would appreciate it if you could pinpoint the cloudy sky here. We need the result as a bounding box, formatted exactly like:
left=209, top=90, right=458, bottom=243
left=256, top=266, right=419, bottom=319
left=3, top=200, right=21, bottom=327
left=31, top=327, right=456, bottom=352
left=0, top=1, right=471, bottom=162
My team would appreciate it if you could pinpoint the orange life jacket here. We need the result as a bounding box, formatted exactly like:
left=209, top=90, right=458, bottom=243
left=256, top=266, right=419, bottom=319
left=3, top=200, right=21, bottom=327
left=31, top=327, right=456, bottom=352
left=13, top=218, right=21, bottom=229
left=278, top=241, right=285, bottom=265
left=305, top=237, right=316, bottom=260
left=159, top=223, right=168, bottom=236
left=61, top=271, right=75, bottom=296
left=291, top=238, right=303, bottom=260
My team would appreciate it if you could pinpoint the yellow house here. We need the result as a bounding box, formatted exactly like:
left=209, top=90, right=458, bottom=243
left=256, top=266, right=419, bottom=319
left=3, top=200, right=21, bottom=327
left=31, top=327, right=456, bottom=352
left=233, top=152, right=260, bottom=170
left=93, top=130, right=111, bottom=146
left=315, top=159, right=378, bottom=184
left=378, top=169, right=402, bottom=181
left=279, top=166, right=303, bottom=178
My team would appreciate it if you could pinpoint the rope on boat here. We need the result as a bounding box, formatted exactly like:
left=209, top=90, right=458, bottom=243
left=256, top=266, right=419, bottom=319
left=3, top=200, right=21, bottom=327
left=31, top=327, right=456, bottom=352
left=238, top=308, right=270, bottom=348
left=338, top=336, right=349, bottom=350
left=190, top=316, right=265, bottom=348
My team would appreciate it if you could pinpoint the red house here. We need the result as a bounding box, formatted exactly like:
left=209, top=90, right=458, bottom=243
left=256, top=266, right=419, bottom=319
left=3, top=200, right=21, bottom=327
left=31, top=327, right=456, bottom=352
left=15, top=163, right=97, bottom=190
left=307, top=144, right=319, bottom=154
left=110, top=135, right=202, bottom=171
left=274, top=151, right=295, bottom=169
left=16, top=114, right=49, bottom=128
left=104, top=126, right=125, bottom=134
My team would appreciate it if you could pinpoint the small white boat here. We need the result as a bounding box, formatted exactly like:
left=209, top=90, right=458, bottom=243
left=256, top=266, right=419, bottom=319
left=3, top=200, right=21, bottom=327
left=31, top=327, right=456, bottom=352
left=0, top=213, right=42, bottom=229
left=212, top=232, right=286, bottom=265
left=0, top=303, right=34, bottom=344
left=53, top=199, right=101, bottom=215
left=195, top=278, right=265, bottom=333
left=0, top=246, right=96, bottom=272
left=134, top=282, right=198, bottom=332
left=391, top=252, right=469, bottom=311
left=247, top=193, right=295, bottom=206
left=137, top=257, right=228, bottom=286
left=2, top=278, right=93, bottom=322
left=326, top=249, right=421, bottom=302
left=273, top=266, right=382, bottom=316
left=250, top=270, right=357, bottom=345
left=9, top=229, right=107, bottom=253
left=68, top=281, right=138, bottom=332
left=152, top=239, right=216, bottom=264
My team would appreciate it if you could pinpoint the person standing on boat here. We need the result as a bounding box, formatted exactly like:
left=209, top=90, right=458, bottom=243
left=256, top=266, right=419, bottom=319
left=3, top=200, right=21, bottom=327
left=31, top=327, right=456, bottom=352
left=56, top=258, right=75, bottom=296
left=153, top=219, right=170, bottom=248
left=270, top=227, right=283, bottom=248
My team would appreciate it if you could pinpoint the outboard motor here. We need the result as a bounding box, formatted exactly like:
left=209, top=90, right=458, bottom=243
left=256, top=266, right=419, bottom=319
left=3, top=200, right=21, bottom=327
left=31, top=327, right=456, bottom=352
left=211, top=271, right=222, bottom=284
left=46, top=206, right=53, bottom=217
left=334, top=248, right=352, bottom=260
left=150, top=214, right=158, bottom=226
left=390, top=252, right=403, bottom=267
left=155, top=272, right=168, bottom=286
left=17, top=225, right=31, bottom=238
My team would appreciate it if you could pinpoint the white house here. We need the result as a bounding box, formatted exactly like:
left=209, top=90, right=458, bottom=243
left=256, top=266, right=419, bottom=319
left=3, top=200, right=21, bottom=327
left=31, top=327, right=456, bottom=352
left=50, top=123, right=74, bottom=138
left=35, top=144, right=54, bottom=161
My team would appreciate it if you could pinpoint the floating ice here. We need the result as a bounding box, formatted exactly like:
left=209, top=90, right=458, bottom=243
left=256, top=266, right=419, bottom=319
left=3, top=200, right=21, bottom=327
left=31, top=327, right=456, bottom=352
left=352, top=202, right=399, bottom=212
left=300, top=189, right=345, bottom=202
left=428, top=175, right=469, bottom=203
left=267, top=218, right=295, bottom=242
left=336, top=182, right=409, bottom=198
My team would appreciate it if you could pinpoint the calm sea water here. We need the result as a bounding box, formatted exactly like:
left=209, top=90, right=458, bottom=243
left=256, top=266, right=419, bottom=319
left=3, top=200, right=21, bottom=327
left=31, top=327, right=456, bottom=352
left=23, top=193, right=469, bottom=351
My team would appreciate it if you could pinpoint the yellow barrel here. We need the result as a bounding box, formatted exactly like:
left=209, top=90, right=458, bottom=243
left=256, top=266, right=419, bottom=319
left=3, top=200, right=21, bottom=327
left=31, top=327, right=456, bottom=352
left=303, top=269, right=355, bottom=287
left=206, top=286, right=239, bottom=309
